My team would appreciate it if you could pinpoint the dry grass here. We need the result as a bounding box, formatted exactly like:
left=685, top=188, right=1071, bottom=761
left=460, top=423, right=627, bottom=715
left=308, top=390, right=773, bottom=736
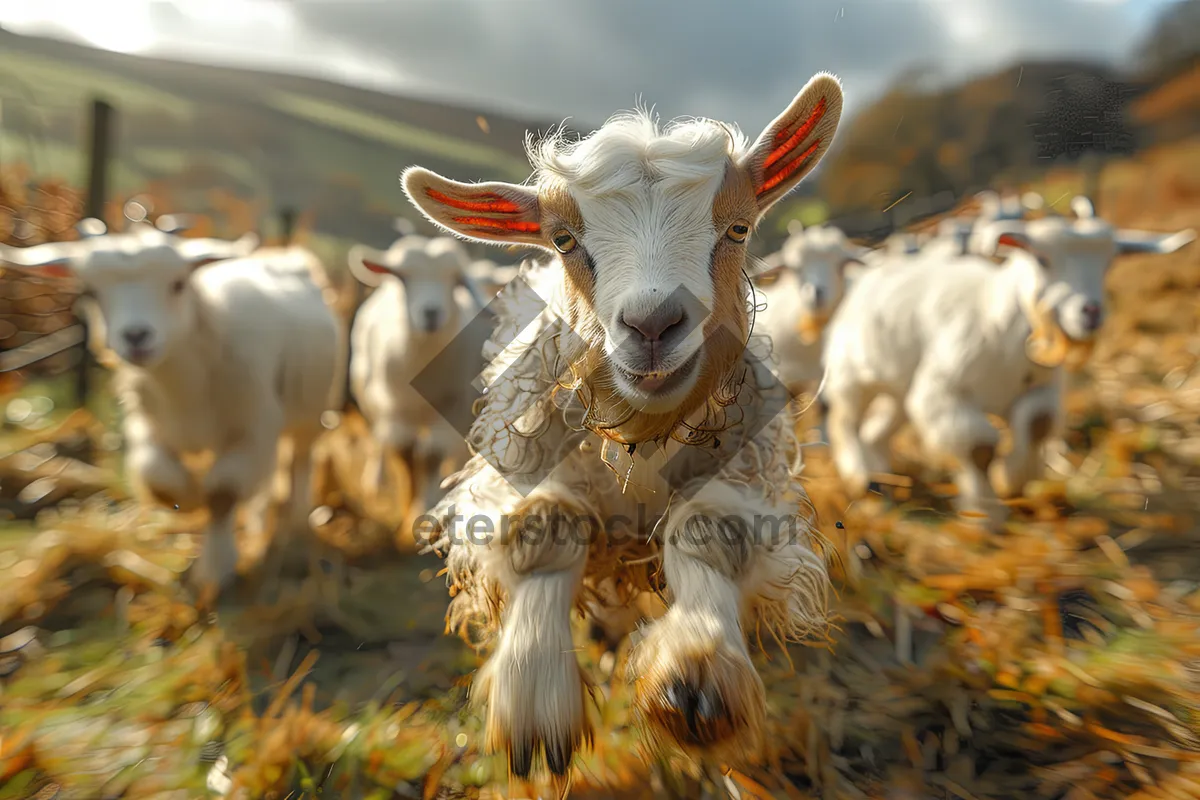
left=1, top=139, right=1199, bottom=799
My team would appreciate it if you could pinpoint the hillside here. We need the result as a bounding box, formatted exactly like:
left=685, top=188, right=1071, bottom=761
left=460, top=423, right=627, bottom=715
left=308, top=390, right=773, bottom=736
left=816, top=60, right=1158, bottom=236
left=0, top=28, right=568, bottom=246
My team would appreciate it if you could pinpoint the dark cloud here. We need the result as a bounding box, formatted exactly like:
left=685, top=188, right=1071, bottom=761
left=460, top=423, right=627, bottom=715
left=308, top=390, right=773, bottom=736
left=279, top=0, right=1150, bottom=130
left=0, top=0, right=1162, bottom=133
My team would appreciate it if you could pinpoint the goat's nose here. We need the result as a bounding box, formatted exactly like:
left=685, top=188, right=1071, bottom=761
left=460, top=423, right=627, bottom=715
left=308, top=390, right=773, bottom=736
left=812, top=286, right=826, bottom=307
left=123, top=327, right=151, bottom=348
left=1082, top=301, right=1103, bottom=330
left=423, top=308, right=439, bottom=330
left=620, top=300, right=686, bottom=344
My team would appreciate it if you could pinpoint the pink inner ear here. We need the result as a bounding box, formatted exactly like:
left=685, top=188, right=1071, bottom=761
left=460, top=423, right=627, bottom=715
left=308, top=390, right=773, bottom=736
left=39, top=263, right=73, bottom=279
left=363, top=260, right=390, bottom=274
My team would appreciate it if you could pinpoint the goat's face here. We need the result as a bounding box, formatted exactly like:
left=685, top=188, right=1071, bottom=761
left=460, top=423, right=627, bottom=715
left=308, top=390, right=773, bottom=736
left=401, top=72, right=843, bottom=437
left=998, top=218, right=1197, bottom=342
left=0, top=222, right=258, bottom=369
left=780, top=226, right=863, bottom=325
left=349, top=236, right=482, bottom=335
left=80, top=243, right=199, bottom=367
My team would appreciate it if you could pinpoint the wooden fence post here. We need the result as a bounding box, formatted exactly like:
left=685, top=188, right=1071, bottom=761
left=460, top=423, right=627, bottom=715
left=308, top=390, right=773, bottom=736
left=279, top=206, right=297, bottom=245
left=76, top=98, right=114, bottom=408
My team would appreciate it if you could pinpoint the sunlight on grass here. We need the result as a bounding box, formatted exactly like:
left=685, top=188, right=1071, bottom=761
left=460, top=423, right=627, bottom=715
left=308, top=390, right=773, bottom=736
left=266, top=90, right=531, bottom=181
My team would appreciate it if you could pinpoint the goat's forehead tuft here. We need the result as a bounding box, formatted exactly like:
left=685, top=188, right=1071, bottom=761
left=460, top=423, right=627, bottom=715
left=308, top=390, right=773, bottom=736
left=527, top=110, right=748, bottom=198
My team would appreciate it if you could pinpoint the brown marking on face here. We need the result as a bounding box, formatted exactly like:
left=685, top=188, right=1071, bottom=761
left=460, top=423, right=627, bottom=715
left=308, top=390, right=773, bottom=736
left=706, top=161, right=757, bottom=360
left=538, top=182, right=595, bottom=319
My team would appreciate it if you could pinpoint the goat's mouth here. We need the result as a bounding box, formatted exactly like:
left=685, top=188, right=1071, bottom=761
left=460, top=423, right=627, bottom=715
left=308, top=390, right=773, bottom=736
left=610, top=349, right=702, bottom=407
left=121, top=346, right=159, bottom=367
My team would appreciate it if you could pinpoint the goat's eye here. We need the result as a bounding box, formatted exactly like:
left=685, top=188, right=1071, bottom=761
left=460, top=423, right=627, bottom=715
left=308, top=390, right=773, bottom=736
left=170, top=279, right=186, bottom=295
left=726, top=220, right=750, bottom=243
left=551, top=229, right=578, bottom=254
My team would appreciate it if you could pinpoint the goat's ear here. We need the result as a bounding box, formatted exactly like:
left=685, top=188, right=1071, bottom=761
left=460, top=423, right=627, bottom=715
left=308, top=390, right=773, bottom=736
left=994, top=231, right=1034, bottom=255
left=401, top=167, right=544, bottom=249
left=741, top=72, right=843, bottom=215
left=347, top=245, right=393, bottom=288
left=0, top=242, right=79, bottom=279
left=1115, top=228, right=1196, bottom=255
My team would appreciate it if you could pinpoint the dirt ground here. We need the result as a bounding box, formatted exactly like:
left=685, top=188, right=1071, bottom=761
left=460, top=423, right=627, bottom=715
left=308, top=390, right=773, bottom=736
left=1, top=141, right=1200, bottom=799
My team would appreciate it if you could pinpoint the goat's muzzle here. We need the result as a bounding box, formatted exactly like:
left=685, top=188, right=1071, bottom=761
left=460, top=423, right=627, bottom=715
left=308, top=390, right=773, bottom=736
left=796, top=311, right=831, bottom=346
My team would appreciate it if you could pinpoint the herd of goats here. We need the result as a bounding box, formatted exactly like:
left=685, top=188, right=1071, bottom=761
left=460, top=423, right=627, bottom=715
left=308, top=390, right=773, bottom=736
left=0, top=72, right=1197, bottom=782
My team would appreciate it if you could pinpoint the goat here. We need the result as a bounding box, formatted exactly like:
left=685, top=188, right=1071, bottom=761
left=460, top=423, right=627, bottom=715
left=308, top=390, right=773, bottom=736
left=0, top=220, right=346, bottom=595
left=753, top=223, right=868, bottom=391
left=821, top=202, right=1195, bottom=526
left=399, top=72, right=843, bottom=781
left=347, top=234, right=490, bottom=515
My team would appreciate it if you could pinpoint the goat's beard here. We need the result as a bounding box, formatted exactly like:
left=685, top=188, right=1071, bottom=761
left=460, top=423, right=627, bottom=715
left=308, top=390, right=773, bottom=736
left=1021, top=286, right=1095, bottom=373
left=795, top=311, right=830, bottom=346
left=555, top=308, right=750, bottom=446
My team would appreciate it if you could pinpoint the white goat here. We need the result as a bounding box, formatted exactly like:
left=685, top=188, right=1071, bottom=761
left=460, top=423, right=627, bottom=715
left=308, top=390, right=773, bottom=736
left=753, top=223, right=868, bottom=390
left=348, top=235, right=490, bottom=514
left=401, top=73, right=843, bottom=780
left=0, top=220, right=345, bottom=594
left=822, top=204, right=1196, bottom=524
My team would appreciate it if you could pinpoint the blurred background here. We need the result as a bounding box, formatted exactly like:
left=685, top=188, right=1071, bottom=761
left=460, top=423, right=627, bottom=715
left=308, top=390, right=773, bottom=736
left=0, top=1, right=1199, bottom=798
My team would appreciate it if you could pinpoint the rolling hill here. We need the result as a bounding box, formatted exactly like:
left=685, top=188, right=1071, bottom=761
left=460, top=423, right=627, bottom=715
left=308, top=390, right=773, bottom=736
left=0, top=28, right=568, bottom=246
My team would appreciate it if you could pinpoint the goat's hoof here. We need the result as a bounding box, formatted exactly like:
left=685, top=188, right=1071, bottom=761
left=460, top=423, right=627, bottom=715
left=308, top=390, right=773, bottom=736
left=632, top=622, right=765, bottom=755
left=477, top=648, right=590, bottom=779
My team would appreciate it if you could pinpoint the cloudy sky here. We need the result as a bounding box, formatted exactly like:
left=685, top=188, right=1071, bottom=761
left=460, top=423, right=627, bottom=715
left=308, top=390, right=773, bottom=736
left=0, top=0, right=1180, bottom=130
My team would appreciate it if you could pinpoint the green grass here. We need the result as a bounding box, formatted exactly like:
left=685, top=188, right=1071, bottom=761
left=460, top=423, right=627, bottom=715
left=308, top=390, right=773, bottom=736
left=266, top=90, right=531, bottom=181
left=0, top=51, right=193, bottom=119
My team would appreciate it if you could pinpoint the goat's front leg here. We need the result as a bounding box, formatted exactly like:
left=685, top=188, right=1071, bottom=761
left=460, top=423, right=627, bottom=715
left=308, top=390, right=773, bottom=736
left=469, top=488, right=594, bottom=779
left=990, top=381, right=1060, bottom=498
left=860, top=392, right=906, bottom=477
left=629, top=481, right=829, bottom=760
left=262, top=428, right=323, bottom=582
left=362, top=417, right=414, bottom=513
left=905, top=369, right=1006, bottom=527
left=123, top=413, right=201, bottom=513
left=824, top=382, right=873, bottom=498
left=189, top=411, right=283, bottom=596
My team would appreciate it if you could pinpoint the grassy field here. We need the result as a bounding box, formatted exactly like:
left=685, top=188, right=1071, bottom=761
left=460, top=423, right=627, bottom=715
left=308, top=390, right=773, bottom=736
left=1, top=135, right=1199, bottom=800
